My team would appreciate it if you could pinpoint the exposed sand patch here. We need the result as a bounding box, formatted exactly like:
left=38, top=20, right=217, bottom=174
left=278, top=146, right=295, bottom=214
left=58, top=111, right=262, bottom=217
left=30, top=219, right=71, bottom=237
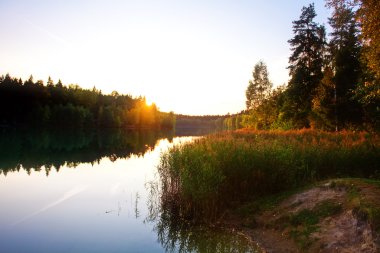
left=227, top=180, right=380, bottom=253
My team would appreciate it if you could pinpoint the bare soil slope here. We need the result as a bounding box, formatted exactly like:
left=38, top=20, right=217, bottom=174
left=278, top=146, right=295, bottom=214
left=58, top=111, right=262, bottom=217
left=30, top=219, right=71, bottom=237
left=226, top=179, right=380, bottom=253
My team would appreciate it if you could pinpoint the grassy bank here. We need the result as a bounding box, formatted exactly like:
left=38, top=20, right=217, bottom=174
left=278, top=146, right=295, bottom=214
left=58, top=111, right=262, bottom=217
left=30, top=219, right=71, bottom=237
left=157, top=129, right=380, bottom=223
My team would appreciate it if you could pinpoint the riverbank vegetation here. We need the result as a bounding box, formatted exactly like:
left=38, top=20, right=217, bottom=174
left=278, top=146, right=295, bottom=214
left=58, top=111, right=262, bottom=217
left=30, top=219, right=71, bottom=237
left=156, top=1, right=380, bottom=246
left=225, top=1, right=380, bottom=132
left=157, top=130, right=380, bottom=223
left=0, top=74, right=175, bottom=129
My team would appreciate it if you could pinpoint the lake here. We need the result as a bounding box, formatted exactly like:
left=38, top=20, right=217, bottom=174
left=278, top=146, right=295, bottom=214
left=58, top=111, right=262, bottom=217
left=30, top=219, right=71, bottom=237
left=0, top=129, right=257, bottom=253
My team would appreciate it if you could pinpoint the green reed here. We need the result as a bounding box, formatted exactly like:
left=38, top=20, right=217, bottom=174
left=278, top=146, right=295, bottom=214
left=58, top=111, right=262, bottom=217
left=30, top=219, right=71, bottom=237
left=157, top=129, right=380, bottom=222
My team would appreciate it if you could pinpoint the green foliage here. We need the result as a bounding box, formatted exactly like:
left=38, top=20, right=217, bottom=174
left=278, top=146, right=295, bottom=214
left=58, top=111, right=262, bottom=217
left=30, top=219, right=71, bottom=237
left=237, top=2, right=378, bottom=131
left=285, top=4, right=326, bottom=128
left=354, top=79, right=380, bottom=130
left=157, top=130, right=380, bottom=223
left=329, top=3, right=363, bottom=129
left=50, top=104, right=93, bottom=127
left=246, top=61, right=272, bottom=110
left=225, top=85, right=287, bottom=131
left=0, top=74, right=175, bottom=129
left=223, top=114, right=244, bottom=130
left=331, top=0, right=380, bottom=81
left=311, top=67, right=337, bottom=130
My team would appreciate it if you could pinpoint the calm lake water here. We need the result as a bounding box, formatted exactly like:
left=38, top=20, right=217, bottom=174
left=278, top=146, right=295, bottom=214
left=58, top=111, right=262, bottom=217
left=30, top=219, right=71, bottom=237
left=0, top=129, right=257, bottom=253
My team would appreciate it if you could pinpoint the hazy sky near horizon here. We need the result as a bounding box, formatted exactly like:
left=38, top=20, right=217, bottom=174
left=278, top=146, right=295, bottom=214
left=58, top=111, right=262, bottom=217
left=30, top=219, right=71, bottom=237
left=0, top=0, right=330, bottom=115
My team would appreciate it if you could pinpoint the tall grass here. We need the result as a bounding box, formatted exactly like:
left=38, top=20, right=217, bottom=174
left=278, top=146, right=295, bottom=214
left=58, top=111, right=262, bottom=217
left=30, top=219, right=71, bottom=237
left=157, top=129, right=380, bottom=222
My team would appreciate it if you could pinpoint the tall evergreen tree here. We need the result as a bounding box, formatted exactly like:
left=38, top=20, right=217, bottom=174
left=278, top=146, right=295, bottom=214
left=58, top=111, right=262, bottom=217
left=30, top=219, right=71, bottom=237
left=327, top=0, right=380, bottom=79
left=47, top=76, right=54, bottom=87
left=284, top=4, right=326, bottom=128
left=326, top=0, right=380, bottom=130
left=24, top=75, right=34, bottom=86
left=56, top=79, right=63, bottom=88
left=329, top=3, right=362, bottom=128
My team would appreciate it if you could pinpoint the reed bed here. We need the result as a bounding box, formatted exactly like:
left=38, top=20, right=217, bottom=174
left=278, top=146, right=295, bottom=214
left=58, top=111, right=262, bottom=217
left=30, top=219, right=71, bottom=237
left=157, top=129, right=380, bottom=222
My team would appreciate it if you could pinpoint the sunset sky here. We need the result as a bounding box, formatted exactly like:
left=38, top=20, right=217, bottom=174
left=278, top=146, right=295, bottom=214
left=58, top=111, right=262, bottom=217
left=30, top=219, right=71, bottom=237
left=0, top=0, right=330, bottom=115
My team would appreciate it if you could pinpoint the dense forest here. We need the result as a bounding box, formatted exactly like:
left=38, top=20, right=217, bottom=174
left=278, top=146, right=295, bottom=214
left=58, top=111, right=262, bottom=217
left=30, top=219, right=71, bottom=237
left=225, top=1, right=379, bottom=132
left=175, top=114, right=226, bottom=129
left=0, top=73, right=230, bottom=131
left=0, top=74, right=175, bottom=129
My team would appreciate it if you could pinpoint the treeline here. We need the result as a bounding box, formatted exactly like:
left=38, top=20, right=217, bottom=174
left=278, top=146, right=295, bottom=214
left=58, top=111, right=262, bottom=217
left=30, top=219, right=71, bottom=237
left=175, top=114, right=226, bottom=129
left=0, top=74, right=175, bottom=129
left=223, top=111, right=252, bottom=130
left=226, top=1, right=379, bottom=132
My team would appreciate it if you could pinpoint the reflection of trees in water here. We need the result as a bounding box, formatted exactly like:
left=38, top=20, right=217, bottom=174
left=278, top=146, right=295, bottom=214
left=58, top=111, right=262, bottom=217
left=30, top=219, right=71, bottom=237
left=135, top=192, right=140, bottom=219
left=0, top=128, right=174, bottom=176
left=146, top=181, right=258, bottom=253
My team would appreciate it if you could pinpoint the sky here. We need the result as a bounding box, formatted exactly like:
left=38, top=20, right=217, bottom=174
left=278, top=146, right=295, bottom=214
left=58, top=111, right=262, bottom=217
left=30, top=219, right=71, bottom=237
left=0, top=0, right=331, bottom=115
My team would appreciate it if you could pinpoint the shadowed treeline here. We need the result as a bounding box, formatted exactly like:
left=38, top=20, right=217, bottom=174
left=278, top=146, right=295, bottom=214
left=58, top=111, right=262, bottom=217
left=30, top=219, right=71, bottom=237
left=0, top=74, right=175, bottom=129
left=0, top=129, right=175, bottom=176
left=175, top=114, right=226, bottom=130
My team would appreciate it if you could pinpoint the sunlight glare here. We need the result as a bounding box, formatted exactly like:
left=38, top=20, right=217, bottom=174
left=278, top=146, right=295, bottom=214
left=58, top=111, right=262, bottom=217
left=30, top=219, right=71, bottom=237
left=145, top=97, right=154, bottom=107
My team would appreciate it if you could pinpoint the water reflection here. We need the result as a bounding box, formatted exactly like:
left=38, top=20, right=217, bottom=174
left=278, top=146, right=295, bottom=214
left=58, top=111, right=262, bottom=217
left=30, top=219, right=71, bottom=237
left=146, top=181, right=259, bottom=253
left=0, top=128, right=174, bottom=176
left=153, top=214, right=258, bottom=253
left=0, top=129, right=259, bottom=253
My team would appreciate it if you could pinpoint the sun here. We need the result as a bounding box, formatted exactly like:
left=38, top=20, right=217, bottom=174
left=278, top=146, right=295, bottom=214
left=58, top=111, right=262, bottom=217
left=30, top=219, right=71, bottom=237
left=145, top=97, right=154, bottom=107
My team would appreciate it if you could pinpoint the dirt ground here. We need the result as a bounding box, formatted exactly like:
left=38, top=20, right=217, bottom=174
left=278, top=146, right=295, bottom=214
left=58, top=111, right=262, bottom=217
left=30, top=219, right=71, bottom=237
left=225, top=179, right=380, bottom=253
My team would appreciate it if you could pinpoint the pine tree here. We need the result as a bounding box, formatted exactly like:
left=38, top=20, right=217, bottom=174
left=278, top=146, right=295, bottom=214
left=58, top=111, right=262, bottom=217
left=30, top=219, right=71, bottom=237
left=328, top=3, right=362, bottom=128
left=285, top=4, right=326, bottom=128
left=24, top=75, right=34, bottom=86
left=327, top=0, right=380, bottom=79
left=47, top=76, right=54, bottom=87
left=326, top=0, right=380, bottom=130
left=56, top=79, right=63, bottom=88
